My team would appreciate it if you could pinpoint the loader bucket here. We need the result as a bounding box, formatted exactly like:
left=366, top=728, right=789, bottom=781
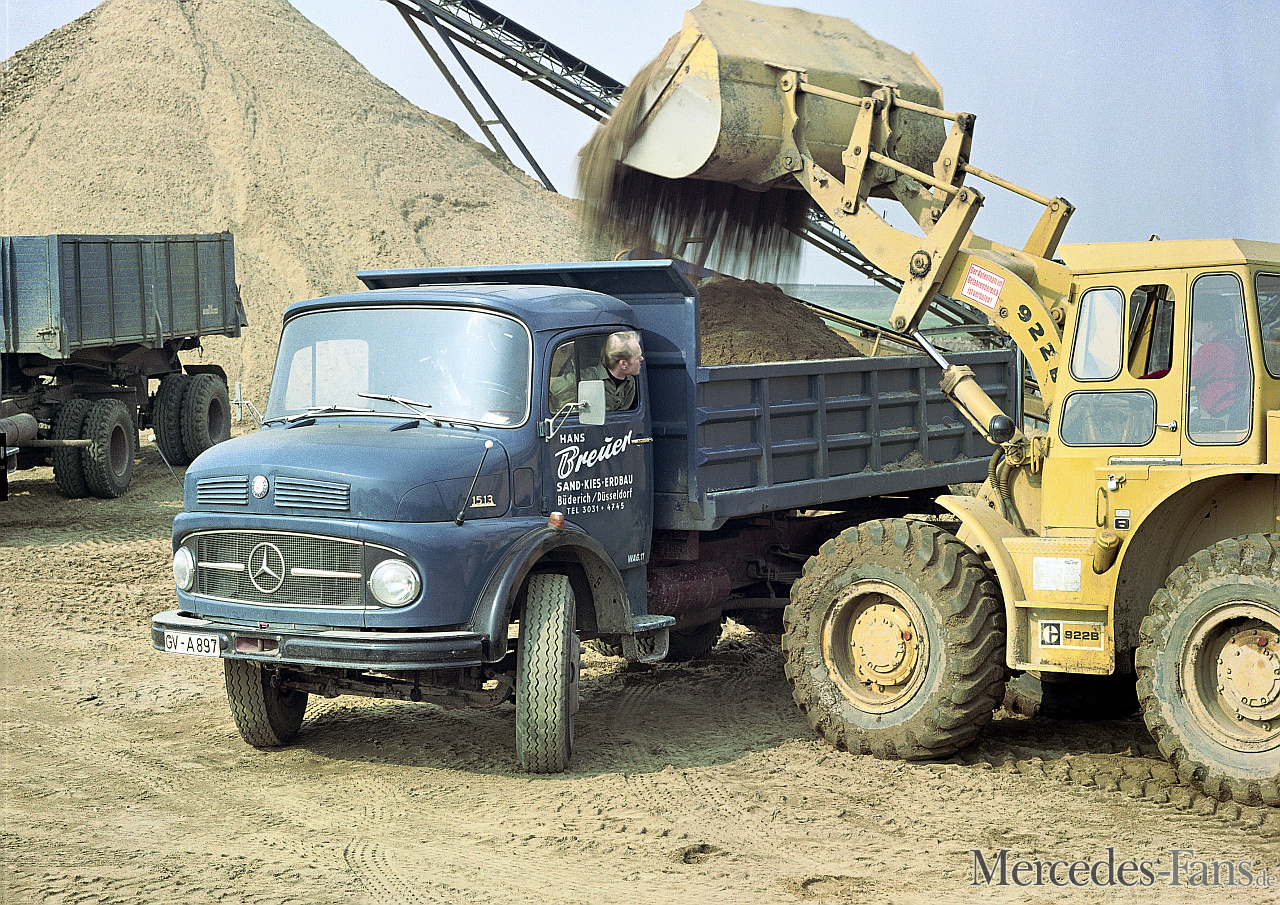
left=579, top=0, right=947, bottom=276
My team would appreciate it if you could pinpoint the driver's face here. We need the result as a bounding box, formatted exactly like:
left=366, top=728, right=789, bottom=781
left=615, top=343, right=643, bottom=377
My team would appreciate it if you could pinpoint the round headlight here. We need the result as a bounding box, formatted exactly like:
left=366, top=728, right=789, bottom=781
left=369, top=559, right=420, bottom=607
left=173, top=546, right=195, bottom=591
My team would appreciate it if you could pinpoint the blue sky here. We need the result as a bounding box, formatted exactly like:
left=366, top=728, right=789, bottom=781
left=6, top=1, right=1278, bottom=282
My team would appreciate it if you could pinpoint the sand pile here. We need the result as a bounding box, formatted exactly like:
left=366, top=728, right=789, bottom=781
left=0, top=0, right=608, bottom=402
left=698, top=275, right=858, bottom=365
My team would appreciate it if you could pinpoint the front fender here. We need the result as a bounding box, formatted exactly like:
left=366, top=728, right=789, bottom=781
left=468, top=523, right=630, bottom=661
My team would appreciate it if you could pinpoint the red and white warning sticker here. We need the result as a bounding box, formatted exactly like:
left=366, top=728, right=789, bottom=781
left=959, top=262, right=1006, bottom=311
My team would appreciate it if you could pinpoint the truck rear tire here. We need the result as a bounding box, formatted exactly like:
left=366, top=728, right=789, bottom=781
left=180, top=373, right=231, bottom=461
left=81, top=399, right=136, bottom=499
left=1137, top=535, right=1280, bottom=806
left=783, top=518, right=1007, bottom=760
left=225, top=659, right=309, bottom=747
left=52, top=399, right=92, bottom=498
left=665, top=619, right=721, bottom=662
left=152, top=373, right=193, bottom=466
left=516, top=572, right=579, bottom=773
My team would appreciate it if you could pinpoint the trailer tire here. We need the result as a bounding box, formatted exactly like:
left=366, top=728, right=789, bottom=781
left=81, top=399, right=135, bottom=499
left=225, top=660, right=309, bottom=747
left=1136, top=535, right=1280, bottom=807
left=665, top=620, right=721, bottom=662
left=52, top=399, right=92, bottom=498
left=783, top=518, right=1006, bottom=760
left=516, top=572, right=579, bottom=773
left=180, top=373, right=231, bottom=461
left=152, top=373, right=192, bottom=466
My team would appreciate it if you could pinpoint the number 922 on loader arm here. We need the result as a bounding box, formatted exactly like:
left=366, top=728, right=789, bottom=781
left=580, top=0, right=1280, bottom=807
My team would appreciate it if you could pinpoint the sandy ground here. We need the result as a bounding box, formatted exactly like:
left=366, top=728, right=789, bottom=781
left=3, top=449, right=1280, bottom=905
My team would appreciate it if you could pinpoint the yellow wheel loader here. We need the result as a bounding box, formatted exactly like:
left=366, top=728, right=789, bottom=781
left=581, top=0, right=1280, bottom=806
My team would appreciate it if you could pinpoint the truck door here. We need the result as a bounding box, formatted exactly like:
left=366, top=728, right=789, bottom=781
left=543, top=332, right=653, bottom=570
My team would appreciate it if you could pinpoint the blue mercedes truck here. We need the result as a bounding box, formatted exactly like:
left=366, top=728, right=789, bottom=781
left=151, top=260, right=1014, bottom=772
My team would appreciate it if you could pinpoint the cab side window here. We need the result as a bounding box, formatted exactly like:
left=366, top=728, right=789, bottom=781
left=547, top=335, right=610, bottom=416
left=1070, top=288, right=1124, bottom=380
left=1188, top=273, right=1251, bottom=442
left=1126, top=284, right=1175, bottom=379
left=1258, top=273, right=1280, bottom=377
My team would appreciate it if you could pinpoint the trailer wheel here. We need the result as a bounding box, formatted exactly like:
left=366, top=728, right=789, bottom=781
left=783, top=518, right=1007, bottom=760
left=1137, top=535, right=1280, bottom=806
left=152, top=373, right=192, bottom=466
left=665, top=619, right=721, bottom=662
left=52, top=399, right=92, bottom=498
left=224, top=659, right=309, bottom=747
left=181, top=373, right=231, bottom=460
left=516, top=572, right=579, bottom=773
left=81, top=399, right=136, bottom=499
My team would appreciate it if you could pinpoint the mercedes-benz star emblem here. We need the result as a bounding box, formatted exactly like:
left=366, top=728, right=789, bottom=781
left=248, top=542, right=286, bottom=594
left=251, top=475, right=270, bottom=499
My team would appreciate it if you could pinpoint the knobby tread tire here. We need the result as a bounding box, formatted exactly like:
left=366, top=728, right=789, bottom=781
left=516, top=572, right=577, bottom=773
left=81, top=399, right=135, bottom=499
left=180, top=373, right=230, bottom=461
left=224, top=659, right=309, bottom=747
left=152, top=373, right=192, bottom=466
left=51, top=399, right=92, bottom=498
left=782, top=518, right=1007, bottom=760
left=1136, top=534, right=1280, bottom=807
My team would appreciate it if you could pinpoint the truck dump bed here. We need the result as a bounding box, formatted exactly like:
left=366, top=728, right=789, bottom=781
left=359, top=261, right=1016, bottom=532
left=1, top=234, right=243, bottom=359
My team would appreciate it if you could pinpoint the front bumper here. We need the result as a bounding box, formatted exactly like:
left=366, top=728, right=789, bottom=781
left=151, top=610, right=486, bottom=671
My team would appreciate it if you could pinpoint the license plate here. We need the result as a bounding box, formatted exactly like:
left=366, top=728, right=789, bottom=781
left=164, top=630, right=222, bottom=658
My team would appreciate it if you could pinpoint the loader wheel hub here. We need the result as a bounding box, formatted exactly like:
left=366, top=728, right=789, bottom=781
left=849, top=602, right=920, bottom=687
left=1220, top=628, right=1280, bottom=721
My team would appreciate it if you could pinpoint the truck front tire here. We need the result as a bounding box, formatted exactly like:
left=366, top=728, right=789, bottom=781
left=1137, top=535, right=1280, bottom=806
left=81, top=399, right=136, bottom=499
left=181, top=373, right=231, bottom=460
left=225, top=659, right=309, bottom=747
left=52, top=399, right=92, bottom=498
left=516, top=572, right=579, bottom=773
left=783, top=518, right=1007, bottom=760
left=152, top=373, right=193, bottom=466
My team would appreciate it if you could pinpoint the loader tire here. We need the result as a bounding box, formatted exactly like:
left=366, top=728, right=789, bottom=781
left=81, top=399, right=135, bottom=499
left=152, top=373, right=192, bottom=466
left=52, top=399, right=92, bottom=498
left=225, top=659, right=308, bottom=747
left=1136, top=535, right=1280, bottom=807
left=181, top=373, right=231, bottom=461
left=783, top=518, right=1007, bottom=760
left=516, top=573, right=579, bottom=773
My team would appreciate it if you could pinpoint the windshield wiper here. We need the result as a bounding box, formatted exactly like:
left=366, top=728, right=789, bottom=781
left=357, top=392, right=440, bottom=424
left=262, top=404, right=374, bottom=426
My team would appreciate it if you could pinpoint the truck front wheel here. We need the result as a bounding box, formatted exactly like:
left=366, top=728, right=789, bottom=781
left=1137, top=535, right=1280, bottom=806
left=783, top=518, right=1007, bottom=759
left=225, top=659, right=309, bottom=747
left=516, top=572, right=579, bottom=773
left=81, top=399, right=136, bottom=498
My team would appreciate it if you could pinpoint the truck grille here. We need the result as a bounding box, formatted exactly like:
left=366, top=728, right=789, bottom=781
left=196, top=475, right=249, bottom=506
left=192, top=530, right=366, bottom=608
left=274, top=477, right=350, bottom=511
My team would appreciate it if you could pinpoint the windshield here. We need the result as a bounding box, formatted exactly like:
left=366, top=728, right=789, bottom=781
left=264, top=306, right=531, bottom=426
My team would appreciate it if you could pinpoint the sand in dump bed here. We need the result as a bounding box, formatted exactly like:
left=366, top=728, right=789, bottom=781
left=697, top=275, right=860, bottom=365
left=0, top=0, right=610, bottom=403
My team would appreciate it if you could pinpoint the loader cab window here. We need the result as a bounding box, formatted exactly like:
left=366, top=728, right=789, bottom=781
left=1070, top=288, right=1123, bottom=380
left=1126, top=284, right=1175, bottom=379
left=1258, top=273, right=1280, bottom=377
left=1188, top=273, right=1250, bottom=443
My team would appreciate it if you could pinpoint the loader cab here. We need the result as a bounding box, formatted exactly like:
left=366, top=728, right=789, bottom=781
left=1042, top=240, right=1280, bottom=533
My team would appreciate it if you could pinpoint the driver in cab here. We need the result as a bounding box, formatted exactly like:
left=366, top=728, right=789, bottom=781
left=551, top=331, right=644, bottom=414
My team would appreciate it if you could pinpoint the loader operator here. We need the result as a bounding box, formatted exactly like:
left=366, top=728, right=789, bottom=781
left=1190, top=297, right=1248, bottom=431
left=549, top=330, right=643, bottom=414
